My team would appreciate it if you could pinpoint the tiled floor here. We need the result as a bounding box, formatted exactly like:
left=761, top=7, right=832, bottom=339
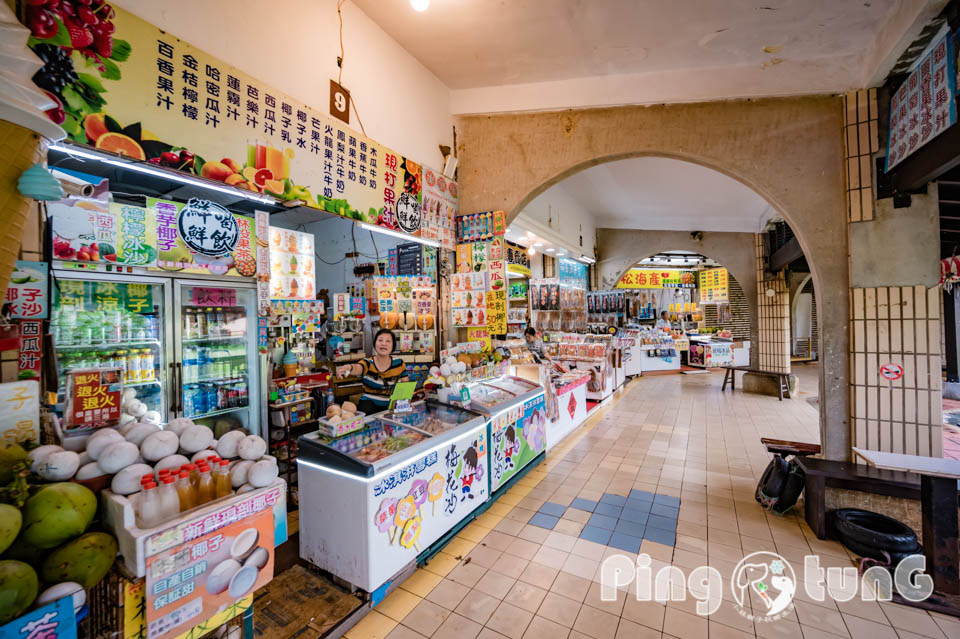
left=346, top=372, right=960, bottom=639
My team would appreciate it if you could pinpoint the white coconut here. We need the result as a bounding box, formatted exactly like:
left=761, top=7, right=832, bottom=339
left=76, top=451, right=91, bottom=467
left=124, top=423, right=160, bottom=447
left=142, top=410, right=162, bottom=425
left=455, top=361, right=467, bottom=374
left=229, top=460, right=254, bottom=488
left=439, top=364, right=451, bottom=377
left=123, top=398, right=147, bottom=418
left=247, top=459, right=278, bottom=488
left=35, top=582, right=86, bottom=613
left=165, top=417, right=194, bottom=436
left=141, top=431, right=179, bottom=462
left=110, top=463, right=153, bottom=495
left=237, top=435, right=267, bottom=460
left=38, top=451, right=80, bottom=481
left=28, top=445, right=63, bottom=474
left=444, top=356, right=457, bottom=367
left=75, top=462, right=105, bottom=481
left=216, top=430, right=245, bottom=459
left=86, top=429, right=123, bottom=460
left=179, top=425, right=214, bottom=453
left=97, top=441, right=139, bottom=474
left=243, top=547, right=269, bottom=570
left=122, top=388, right=138, bottom=401
left=154, top=454, right=189, bottom=477
left=118, top=414, right=137, bottom=432
left=237, top=483, right=256, bottom=494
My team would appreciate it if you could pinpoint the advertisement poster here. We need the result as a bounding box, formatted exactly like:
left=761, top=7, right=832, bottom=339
left=616, top=269, right=696, bottom=289
left=886, top=30, right=957, bottom=169
left=254, top=211, right=270, bottom=315
left=0, top=594, right=76, bottom=639
left=558, top=258, right=587, bottom=285
left=149, top=198, right=257, bottom=277
left=451, top=272, right=488, bottom=327
left=0, top=380, right=40, bottom=445
left=6, top=261, right=48, bottom=319
left=699, top=267, right=729, bottom=303
left=420, top=167, right=457, bottom=250
left=64, top=368, right=122, bottom=430
left=17, top=320, right=42, bottom=381
left=144, top=486, right=282, bottom=639
left=53, top=280, right=155, bottom=314
left=467, top=327, right=491, bottom=351
left=22, top=5, right=451, bottom=240
left=268, top=227, right=315, bottom=300
left=490, top=393, right=547, bottom=492
left=368, top=427, right=487, bottom=563
left=49, top=199, right=158, bottom=266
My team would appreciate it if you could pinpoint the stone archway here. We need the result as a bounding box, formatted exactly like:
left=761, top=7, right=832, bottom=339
left=455, top=97, right=849, bottom=459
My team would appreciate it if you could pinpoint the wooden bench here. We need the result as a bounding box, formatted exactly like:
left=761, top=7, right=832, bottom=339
left=721, top=366, right=791, bottom=400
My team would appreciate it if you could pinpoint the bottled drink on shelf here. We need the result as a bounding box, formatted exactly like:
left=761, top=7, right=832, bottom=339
left=195, top=307, right=207, bottom=338
left=215, top=308, right=226, bottom=334
left=124, top=350, right=140, bottom=383
left=196, top=463, right=214, bottom=505
left=176, top=470, right=195, bottom=512
left=159, top=476, right=179, bottom=522
left=205, top=308, right=218, bottom=337
left=104, top=310, right=121, bottom=343
left=139, top=349, right=155, bottom=381
left=136, top=482, right=161, bottom=528
left=214, top=460, right=232, bottom=498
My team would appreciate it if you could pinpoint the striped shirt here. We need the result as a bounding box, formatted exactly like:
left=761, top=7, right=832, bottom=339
left=359, top=356, right=406, bottom=408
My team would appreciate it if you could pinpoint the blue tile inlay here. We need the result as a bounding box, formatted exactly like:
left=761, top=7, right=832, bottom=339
left=599, top=493, right=627, bottom=507
left=594, top=503, right=623, bottom=518
left=588, top=513, right=618, bottom=530
left=579, top=525, right=613, bottom=544
left=571, top=498, right=598, bottom=512
left=629, top=489, right=655, bottom=502
left=649, top=504, right=679, bottom=519
left=529, top=513, right=560, bottom=529
left=653, top=494, right=680, bottom=508
left=614, top=519, right=646, bottom=537
left=624, top=499, right=652, bottom=513
left=643, top=527, right=675, bottom=546
left=646, top=514, right=677, bottom=532
left=619, top=508, right=649, bottom=525
left=608, top=532, right=643, bottom=553
left=539, top=502, right=568, bottom=518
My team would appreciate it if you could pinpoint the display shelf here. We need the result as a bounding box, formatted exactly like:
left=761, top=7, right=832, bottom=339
left=509, top=296, right=527, bottom=302
left=183, top=334, right=246, bottom=343
left=124, top=379, right=162, bottom=388
left=56, top=339, right=160, bottom=350
left=189, top=371, right=248, bottom=384
left=270, top=397, right=313, bottom=409
left=186, top=404, right=248, bottom=420
left=333, top=353, right=365, bottom=362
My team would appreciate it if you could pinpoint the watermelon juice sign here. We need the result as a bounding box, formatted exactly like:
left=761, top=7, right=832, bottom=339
left=21, top=4, right=453, bottom=241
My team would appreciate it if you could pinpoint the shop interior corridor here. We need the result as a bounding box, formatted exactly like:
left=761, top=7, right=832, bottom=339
left=344, top=373, right=958, bottom=639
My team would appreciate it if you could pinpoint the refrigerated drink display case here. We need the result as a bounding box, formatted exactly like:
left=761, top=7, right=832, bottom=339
left=51, top=278, right=168, bottom=425
left=297, top=402, right=489, bottom=592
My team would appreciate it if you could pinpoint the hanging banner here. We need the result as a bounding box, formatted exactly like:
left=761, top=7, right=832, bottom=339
left=616, top=269, right=697, bottom=289
left=48, top=199, right=158, bottom=266
left=52, top=281, right=155, bottom=314
left=487, top=237, right=507, bottom=335
left=23, top=5, right=451, bottom=240
left=421, top=168, right=458, bottom=250
left=886, top=30, right=958, bottom=170
left=699, top=267, right=729, bottom=303
left=6, top=261, right=48, bottom=319
left=17, top=320, right=42, bottom=381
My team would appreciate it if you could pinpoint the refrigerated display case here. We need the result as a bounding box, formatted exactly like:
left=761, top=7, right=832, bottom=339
left=50, top=271, right=263, bottom=435
left=297, top=401, right=489, bottom=592
left=478, top=376, right=546, bottom=494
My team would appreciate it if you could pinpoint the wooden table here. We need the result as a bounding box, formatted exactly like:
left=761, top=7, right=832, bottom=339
left=852, top=447, right=960, bottom=614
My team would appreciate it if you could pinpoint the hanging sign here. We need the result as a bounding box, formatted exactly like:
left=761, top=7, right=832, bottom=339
left=17, top=320, right=42, bottom=381
left=48, top=199, right=158, bottom=267
left=616, top=269, right=697, bottom=289
left=880, top=363, right=904, bottom=381
left=886, top=30, right=958, bottom=170
left=421, top=168, right=458, bottom=250
left=699, top=267, right=729, bottom=303
left=0, top=380, right=40, bottom=445
left=6, top=261, right=48, bottom=319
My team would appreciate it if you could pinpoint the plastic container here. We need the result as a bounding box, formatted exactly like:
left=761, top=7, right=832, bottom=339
left=176, top=470, right=195, bottom=512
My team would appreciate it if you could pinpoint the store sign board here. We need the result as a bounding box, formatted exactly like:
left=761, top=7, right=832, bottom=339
left=18, top=320, right=42, bottom=381
left=886, top=30, right=958, bottom=170
left=268, top=227, right=315, bottom=300
left=467, top=327, right=491, bottom=351
left=64, top=368, right=122, bottom=431
left=616, top=269, right=697, bottom=289
left=48, top=199, right=158, bottom=267
left=53, top=280, right=154, bottom=313
left=24, top=5, right=450, bottom=242
left=190, top=287, right=237, bottom=307
left=490, top=393, right=546, bottom=492
left=254, top=211, right=270, bottom=315
left=0, top=380, right=40, bottom=445
left=699, top=267, right=729, bottom=303
left=149, top=198, right=257, bottom=278
left=144, top=486, right=282, bottom=639
left=558, top=258, right=587, bottom=285
left=6, top=261, right=48, bottom=319
left=0, top=593, right=76, bottom=639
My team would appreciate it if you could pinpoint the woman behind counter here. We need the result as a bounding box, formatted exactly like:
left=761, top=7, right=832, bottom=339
left=336, top=329, right=407, bottom=415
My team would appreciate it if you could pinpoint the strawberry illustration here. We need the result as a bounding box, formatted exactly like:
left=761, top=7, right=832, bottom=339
left=93, top=32, right=112, bottom=57
left=64, top=16, right=94, bottom=48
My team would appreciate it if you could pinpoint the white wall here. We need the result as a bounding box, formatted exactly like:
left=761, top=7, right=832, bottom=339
left=515, top=183, right=596, bottom=258
left=116, top=0, right=452, bottom=168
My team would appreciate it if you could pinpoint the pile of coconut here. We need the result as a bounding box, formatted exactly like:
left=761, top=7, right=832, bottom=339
left=324, top=400, right=360, bottom=425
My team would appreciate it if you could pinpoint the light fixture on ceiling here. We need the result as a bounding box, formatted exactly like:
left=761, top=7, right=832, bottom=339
left=359, top=222, right=440, bottom=247
left=526, top=231, right=535, bottom=238
left=579, top=255, right=596, bottom=264
left=534, top=242, right=543, bottom=247
left=49, top=144, right=277, bottom=205
left=557, top=252, right=566, bottom=257
left=410, top=0, right=429, bottom=11
left=527, top=247, right=536, bottom=257
left=546, top=248, right=555, bottom=252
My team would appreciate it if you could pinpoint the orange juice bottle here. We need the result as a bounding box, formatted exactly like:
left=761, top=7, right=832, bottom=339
left=196, top=462, right=214, bottom=505
left=184, top=464, right=200, bottom=491
left=214, top=459, right=232, bottom=498
left=176, top=470, right=195, bottom=512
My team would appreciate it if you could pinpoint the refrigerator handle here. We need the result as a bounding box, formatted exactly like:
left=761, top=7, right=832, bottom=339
left=175, top=362, right=183, bottom=413
left=169, top=362, right=178, bottom=414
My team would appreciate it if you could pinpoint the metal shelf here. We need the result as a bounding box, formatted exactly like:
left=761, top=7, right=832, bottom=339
left=186, top=405, right=249, bottom=420
left=56, top=339, right=160, bottom=351
left=124, top=379, right=162, bottom=388
left=183, top=335, right=246, bottom=343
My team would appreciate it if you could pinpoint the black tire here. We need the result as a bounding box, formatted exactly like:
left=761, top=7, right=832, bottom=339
left=839, top=535, right=921, bottom=566
left=832, top=509, right=919, bottom=553
left=771, top=461, right=805, bottom=514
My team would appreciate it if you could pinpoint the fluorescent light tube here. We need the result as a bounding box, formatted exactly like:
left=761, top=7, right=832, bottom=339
left=359, top=222, right=440, bottom=247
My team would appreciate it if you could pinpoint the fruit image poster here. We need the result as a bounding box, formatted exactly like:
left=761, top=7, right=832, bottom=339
left=48, top=198, right=157, bottom=266
left=148, top=198, right=257, bottom=278
left=22, top=3, right=449, bottom=240
left=144, top=490, right=278, bottom=639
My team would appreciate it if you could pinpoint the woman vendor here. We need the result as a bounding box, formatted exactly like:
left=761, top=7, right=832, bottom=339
left=336, top=329, right=408, bottom=414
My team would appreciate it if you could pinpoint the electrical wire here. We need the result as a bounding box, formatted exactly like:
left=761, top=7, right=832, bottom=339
left=335, top=0, right=367, bottom=136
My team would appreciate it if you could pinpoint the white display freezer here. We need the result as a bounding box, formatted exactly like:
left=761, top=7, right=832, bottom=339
left=297, top=401, right=489, bottom=592
left=481, top=376, right=547, bottom=494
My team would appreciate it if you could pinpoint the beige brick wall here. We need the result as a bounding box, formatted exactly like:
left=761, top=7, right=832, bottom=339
left=844, top=89, right=879, bottom=223
left=755, top=235, right=791, bottom=374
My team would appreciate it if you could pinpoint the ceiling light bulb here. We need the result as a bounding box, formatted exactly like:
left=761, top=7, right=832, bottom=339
left=534, top=242, right=543, bottom=247
left=410, top=0, right=429, bottom=11
left=526, top=231, right=535, bottom=238
left=527, top=247, right=536, bottom=257
left=546, top=248, right=554, bottom=252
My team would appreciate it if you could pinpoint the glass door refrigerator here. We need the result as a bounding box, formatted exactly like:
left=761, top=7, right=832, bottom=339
left=172, top=280, right=261, bottom=434
left=51, top=273, right=172, bottom=426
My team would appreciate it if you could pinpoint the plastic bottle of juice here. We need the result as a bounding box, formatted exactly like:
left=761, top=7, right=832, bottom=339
left=214, top=459, right=232, bottom=498
left=158, top=475, right=179, bottom=524
left=195, top=307, right=207, bottom=338
left=136, top=482, right=160, bottom=528
left=175, top=470, right=195, bottom=512
left=125, top=350, right=140, bottom=383
left=196, top=462, right=214, bottom=505
left=184, top=463, right=200, bottom=491
left=139, top=349, right=155, bottom=381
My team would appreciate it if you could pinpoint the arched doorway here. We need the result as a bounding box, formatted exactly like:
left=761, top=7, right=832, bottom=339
left=457, top=100, right=847, bottom=456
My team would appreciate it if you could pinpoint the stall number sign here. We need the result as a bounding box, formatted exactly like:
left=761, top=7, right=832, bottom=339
left=330, top=80, right=351, bottom=124
left=880, top=363, right=904, bottom=381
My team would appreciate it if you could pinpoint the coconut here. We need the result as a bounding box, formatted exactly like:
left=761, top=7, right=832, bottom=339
left=124, top=423, right=160, bottom=447
left=141, top=410, right=162, bottom=425
left=140, top=431, right=179, bottom=462
left=237, top=483, right=256, bottom=494
left=27, top=445, right=63, bottom=474
left=111, top=464, right=153, bottom=495
left=243, top=547, right=269, bottom=570
left=35, top=581, right=85, bottom=613
left=342, top=401, right=357, bottom=413
left=86, top=429, right=123, bottom=460
left=216, top=430, right=245, bottom=459
left=229, top=460, right=254, bottom=488
left=205, top=559, right=240, bottom=595
left=165, top=417, right=194, bottom=436
left=37, top=451, right=80, bottom=481
left=154, top=455, right=189, bottom=477
left=20, top=483, right=96, bottom=548
left=247, top=459, right=278, bottom=488
left=97, top=441, right=139, bottom=474
left=237, top=436, right=267, bottom=461
left=0, top=561, right=38, bottom=623
left=75, top=462, right=105, bottom=481
left=179, top=425, right=214, bottom=453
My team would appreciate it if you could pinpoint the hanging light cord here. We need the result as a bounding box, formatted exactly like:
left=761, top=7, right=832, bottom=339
left=337, top=0, right=367, bottom=136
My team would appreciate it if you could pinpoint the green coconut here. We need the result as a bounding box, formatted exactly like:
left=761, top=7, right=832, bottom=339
left=42, top=532, right=117, bottom=589
left=0, top=442, right=27, bottom=485
left=0, top=505, right=21, bottom=555
left=20, top=482, right=96, bottom=549
left=0, top=560, right=38, bottom=623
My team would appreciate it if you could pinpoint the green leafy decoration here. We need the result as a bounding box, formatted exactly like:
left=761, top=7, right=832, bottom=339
left=76, top=72, right=106, bottom=93
left=99, top=56, right=121, bottom=81
left=61, top=113, right=82, bottom=137
left=60, top=85, right=86, bottom=112
left=110, top=39, right=132, bottom=62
